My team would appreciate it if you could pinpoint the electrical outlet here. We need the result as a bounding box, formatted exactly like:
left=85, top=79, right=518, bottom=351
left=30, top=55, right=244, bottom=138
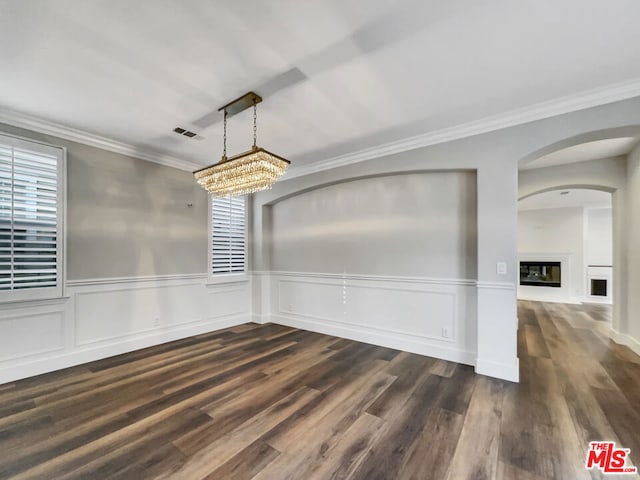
left=154, top=317, right=161, bottom=326
left=497, top=262, right=507, bottom=275
left=441, top=327, right=449, bottom=338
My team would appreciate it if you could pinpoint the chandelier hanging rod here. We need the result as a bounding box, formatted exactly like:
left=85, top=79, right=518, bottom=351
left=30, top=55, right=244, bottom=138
left=217, top=91, right=262, bottom=117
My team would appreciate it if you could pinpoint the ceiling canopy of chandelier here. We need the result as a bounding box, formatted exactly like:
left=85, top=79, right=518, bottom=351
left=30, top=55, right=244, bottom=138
left=193, top=92, right=290, bottom=197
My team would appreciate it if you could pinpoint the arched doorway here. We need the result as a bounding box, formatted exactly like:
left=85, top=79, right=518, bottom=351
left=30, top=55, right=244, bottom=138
left=517, top=130, right=635, bottom=342
left=517, top=188, right=613, bottom=324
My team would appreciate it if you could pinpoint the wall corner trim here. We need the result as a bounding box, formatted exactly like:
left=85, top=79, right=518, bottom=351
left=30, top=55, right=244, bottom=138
left=251, top=314, right=271, bottom=325
left=610, top=328, right=640, bottom=357
left=475, top=357, right=520, bottom=382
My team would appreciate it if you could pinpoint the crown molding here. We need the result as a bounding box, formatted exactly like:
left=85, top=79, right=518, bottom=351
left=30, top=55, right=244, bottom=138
left=0, top=107, right=201, bottom=171
left=2, top=77, right=640, bottom=176
left=285, top=78, right=640, bottom=180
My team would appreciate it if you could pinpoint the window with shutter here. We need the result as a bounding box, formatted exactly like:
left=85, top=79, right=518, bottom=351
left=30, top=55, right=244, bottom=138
left=210, top=196, right=246, bottom=275
left=0, top=134, right=64, bottom=301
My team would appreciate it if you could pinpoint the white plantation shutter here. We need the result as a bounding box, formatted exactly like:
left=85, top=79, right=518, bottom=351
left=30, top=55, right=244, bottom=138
left=211, top=196, right=246, bottom=274
left=0, top=134, right=63, bottom=299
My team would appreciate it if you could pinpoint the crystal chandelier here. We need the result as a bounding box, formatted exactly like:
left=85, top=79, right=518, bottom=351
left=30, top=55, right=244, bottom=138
left=194, top=92, right=290, bottom=197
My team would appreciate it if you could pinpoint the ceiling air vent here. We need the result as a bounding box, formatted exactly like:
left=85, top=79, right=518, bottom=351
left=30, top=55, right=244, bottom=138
left=173, top=127, right=205, bottom=140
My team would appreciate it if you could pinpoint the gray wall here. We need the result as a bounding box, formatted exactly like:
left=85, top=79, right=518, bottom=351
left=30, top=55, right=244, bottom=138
left=269, top=172, right=477, bottom=278
left=627, top=141, right=640, bottom=340
left=0, top=123, right=208, bottom=280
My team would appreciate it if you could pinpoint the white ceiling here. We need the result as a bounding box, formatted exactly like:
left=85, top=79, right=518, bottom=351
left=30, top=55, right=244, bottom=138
left=519, top=189, right=611, bottom=211
left=521, top=137, right=639, bottom=170
left=1, top=0, right=640, bottom=171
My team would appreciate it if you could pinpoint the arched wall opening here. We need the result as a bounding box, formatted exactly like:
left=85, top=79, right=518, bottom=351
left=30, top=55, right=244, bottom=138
left=254, top=170, right=480, bottom=368
left=517, top=129, right=634, bottom=338
left=518, top=126, right=640, bottom=168
left=519, top=185, right=614, bottom=201
left=517, top=187, right=614, bottom=308
left=261, top=169, right=477, bottom=277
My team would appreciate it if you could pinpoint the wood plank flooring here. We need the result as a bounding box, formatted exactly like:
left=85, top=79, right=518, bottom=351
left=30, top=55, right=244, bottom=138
left=0, top=301, right=639, bottom=479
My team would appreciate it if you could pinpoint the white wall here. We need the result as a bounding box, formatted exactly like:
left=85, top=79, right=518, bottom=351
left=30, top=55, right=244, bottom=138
left=586, top=208, right=613, bottom=266
left=585, top=208, right=613, bottom=304
left=518, top=207, right=585, bottom=303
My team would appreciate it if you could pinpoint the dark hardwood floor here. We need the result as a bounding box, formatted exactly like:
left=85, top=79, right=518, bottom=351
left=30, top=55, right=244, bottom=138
left=0, top=301, right=638, bottom=479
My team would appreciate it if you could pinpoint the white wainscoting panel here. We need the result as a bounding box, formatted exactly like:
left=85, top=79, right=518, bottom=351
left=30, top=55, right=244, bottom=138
left=0, top=307, right=65, bottom=362
left=206, top=283, right=250, bottom=320
left=0, top=274, right=250, bottom=384
left=255, top=271, right=477, bottom=365
left=74, top=282, right=205, bottom=346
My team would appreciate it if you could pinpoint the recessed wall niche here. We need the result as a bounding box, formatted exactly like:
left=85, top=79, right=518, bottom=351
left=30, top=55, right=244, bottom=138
left=267, top=171, right=478, bottom=280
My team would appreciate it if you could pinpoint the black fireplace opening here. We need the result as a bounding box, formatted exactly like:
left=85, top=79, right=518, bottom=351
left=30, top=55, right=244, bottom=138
left=520, top=261, right=561, bottom=287
left=591, top=279, right=608, bottom=297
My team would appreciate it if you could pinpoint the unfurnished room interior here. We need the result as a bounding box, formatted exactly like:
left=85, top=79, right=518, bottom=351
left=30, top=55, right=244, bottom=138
left=1, top=2, right=640, bottom=479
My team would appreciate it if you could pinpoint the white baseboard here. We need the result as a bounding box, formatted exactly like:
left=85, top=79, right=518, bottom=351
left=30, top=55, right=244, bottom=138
left=0, top=314, right=248, bottom=384
left=475, top=357, right=520, bottom=383
left=271, top=314, right=475, bottom=366
left=610, top=329, right=640, bottom=357
left=582, top=297, right=613, bottom=305
left=251, top=314, right=271, bottom=325
left=517, top=295, right=583, bottom=305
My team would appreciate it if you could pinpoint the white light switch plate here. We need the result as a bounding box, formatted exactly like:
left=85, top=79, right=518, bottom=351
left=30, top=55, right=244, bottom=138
left=497, top=262, right=507, bottom=275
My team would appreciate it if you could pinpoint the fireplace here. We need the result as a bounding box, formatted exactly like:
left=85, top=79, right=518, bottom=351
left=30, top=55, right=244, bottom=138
left=590, top=278, right=608, bottom=297
left=519, top=261, right=561, bottom=287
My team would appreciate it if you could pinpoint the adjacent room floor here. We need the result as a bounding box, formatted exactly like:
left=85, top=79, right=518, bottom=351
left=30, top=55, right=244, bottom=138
left=0, top=301, right=638, bottom=479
